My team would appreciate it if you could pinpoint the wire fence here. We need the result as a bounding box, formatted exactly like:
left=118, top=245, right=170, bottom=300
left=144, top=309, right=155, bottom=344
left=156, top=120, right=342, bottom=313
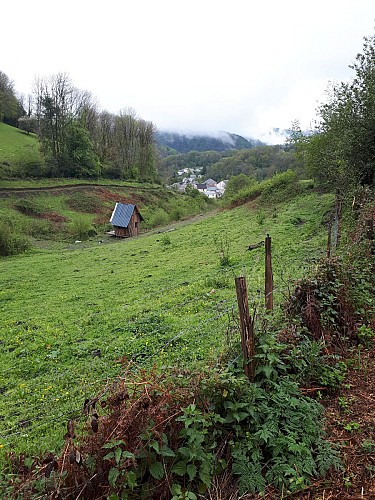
left=0, top=298, right=238, bottom=446
left=0, top=246, right=299, bottom=451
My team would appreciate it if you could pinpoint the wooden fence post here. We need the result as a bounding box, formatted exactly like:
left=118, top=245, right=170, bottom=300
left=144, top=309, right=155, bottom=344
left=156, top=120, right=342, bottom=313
left=265, top=234, right=273, bottom=310
left=366, top=218, right=374, bottom=241
left=327, top=215, right=333, bottom=259
left=235, top=276, right=255, bottom=381
left=335, top=190, right=343, bottom=248
left=366, top=218, right=374, bottom=256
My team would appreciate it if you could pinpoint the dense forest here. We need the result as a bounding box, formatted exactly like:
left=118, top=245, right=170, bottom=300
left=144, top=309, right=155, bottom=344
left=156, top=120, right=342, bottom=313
left=155, top=130, right=262, bottom=153
left=159, top=145, right=302, bottom=183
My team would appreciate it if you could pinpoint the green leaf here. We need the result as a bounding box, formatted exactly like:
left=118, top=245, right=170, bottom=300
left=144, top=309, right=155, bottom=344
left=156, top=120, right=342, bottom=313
left=126, top=470, right=137, bottom=489
left=160, top=445, right=176, bottom=457
left=150, top=440, right=160, bottom=453
left=149, top=460, right=165, bottom=480
left=199, top=465, right=211, bottom=487
left=108, top=467, right=120, bottom=487
left=103, top=451, right=115, bottom=461
left=172, top=460, right=187, bottom=476
left=24, top=457, right=34, bottom=469
left=122, top=450, right=135, bottom=460
left=115, top=447, right=122, bottom=465
left=103, top=439, right=125, bottom=449
left=186, top=463, right=197, bottom=481
left=178, top=446, right=191, bottom=458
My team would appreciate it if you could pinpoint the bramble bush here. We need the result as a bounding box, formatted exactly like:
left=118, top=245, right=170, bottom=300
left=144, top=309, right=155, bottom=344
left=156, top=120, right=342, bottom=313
left=1, top=331, right=342, bottom=499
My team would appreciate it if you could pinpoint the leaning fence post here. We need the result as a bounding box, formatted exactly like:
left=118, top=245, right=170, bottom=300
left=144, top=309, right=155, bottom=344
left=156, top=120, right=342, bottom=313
left=235, top=276, right=255, bottom=381
left=265, top=234, right=273, bottom=310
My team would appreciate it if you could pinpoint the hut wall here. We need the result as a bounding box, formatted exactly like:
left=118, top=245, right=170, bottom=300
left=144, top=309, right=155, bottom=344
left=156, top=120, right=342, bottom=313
left=128, top=211, right=141, bottom=236
left=113, top=211, right=141, bottom=238
left=114, top=226, right=128, bottom=237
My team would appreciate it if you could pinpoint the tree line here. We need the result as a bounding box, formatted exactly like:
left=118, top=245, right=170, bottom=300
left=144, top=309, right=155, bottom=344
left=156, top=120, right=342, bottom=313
left=159, top=145, right=302, bottom=184
left=0, top=72, right=156, bottom=181
left=292, top=32, right=375, bottom=190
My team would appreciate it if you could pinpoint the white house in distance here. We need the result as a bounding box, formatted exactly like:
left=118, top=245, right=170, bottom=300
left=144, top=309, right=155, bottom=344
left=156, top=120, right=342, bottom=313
left=170, top=176, right=228, bottom=198
left=201, top=179, right=228, bottom=198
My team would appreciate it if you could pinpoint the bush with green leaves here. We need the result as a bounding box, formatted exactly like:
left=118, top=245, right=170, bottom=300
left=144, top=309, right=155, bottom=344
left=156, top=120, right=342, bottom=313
left=14, top=197, right=45, bottom=217
left=66, top=192, right=103, bottom=213
left=226, top=170, right=302, bottom=207
left=0, top=221, right=30, bottom=256
left=146, top=207, right=170, bottom=228
left=68, top=216, right=97, bottom=240
left=286, top=337, right=347, bottom=390
left=3, top=337, right=341, bottom=499
left=223, top=173, right=256, bottom=200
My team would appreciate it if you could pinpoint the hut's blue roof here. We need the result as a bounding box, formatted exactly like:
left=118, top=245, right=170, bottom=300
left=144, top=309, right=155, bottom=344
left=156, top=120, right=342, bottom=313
left=110, top=203, right=141, bottom=228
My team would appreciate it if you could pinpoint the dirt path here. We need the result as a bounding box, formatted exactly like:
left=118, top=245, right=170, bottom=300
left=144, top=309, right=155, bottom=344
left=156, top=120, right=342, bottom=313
left=0, top=183, right=160, bottom=197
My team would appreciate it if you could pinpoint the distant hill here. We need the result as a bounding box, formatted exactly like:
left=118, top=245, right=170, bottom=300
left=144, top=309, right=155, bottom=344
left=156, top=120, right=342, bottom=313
left=156, top=131, right=263, bottom=153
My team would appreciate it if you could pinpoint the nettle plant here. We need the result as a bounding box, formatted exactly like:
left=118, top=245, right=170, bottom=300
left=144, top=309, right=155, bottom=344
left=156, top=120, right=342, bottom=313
left=3, top=342, right=341, bottom=499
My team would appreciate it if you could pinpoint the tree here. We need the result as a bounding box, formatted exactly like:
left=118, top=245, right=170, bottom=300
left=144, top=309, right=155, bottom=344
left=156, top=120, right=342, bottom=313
left=34, top=73, right=95, bottom=175
left=137, top=119, right=156, bottom=180
left=0, top=71, right=23, bottom=125
left=299, top=32, right=375, bottom=188
left=224, top=173, right=256, bottom=199
left=64, top=121, right=100, bottom=177
left=89, top=110, right=116, bottom=165
left=113, top=108, right=139, bottom=177
left=18, top=115, right=37, bottom=134
left=111, top=109, right=156, bottom=180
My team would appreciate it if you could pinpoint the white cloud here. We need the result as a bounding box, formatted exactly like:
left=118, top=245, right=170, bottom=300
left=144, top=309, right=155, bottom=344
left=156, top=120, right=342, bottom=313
left=2, top=0, right=374, bottom=140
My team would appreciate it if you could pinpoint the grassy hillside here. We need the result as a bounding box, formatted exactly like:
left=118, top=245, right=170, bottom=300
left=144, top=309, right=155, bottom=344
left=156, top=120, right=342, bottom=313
left=0, top=190, right=334, bottom=456
left=0, top=123, right=43, bottom=177
left=0, top=182, right=214, bottom=250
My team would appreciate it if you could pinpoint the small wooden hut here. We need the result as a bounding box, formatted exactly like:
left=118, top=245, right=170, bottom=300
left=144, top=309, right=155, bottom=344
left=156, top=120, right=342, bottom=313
left=109, top=203, right=144, bottom=238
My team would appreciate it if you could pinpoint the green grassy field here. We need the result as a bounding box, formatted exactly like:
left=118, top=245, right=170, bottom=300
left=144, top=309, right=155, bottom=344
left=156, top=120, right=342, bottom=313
left=0, top=183, right=214, bottom=247
left=0, top=190, right=334, bottom=457
left=0, top=123, right=42, bottom=177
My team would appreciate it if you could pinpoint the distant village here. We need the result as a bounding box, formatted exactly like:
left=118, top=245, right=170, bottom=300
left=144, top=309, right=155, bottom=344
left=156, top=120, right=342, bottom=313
left=169, top=167, right=228, bottom=198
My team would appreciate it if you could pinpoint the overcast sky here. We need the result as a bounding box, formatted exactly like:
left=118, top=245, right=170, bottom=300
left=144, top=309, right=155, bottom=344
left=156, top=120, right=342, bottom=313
left=2, top=0, right=374, bottom=143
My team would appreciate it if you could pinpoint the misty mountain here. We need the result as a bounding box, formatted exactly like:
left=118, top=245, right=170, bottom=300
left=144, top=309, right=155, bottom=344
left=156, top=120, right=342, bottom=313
left=156, top=131, right=263, bottom=154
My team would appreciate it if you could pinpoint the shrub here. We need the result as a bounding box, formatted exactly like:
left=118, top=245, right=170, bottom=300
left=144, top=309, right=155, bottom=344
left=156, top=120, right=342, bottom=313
left=8, top=363, right=340, bottom=498
left=260, top=170, right=301, bottom=203
left=224, top=173, right=256, bottom=199
left=226, top=171, right=303, bottom=207
left=169, top=204, right=186, bottom=221
left=0, top=222, right=30, bottom=256
left=147, top=208, right=170, bottom=228
left=23, top=218, right=52, bottom=238
left=69, top=216, right=96, bottom=240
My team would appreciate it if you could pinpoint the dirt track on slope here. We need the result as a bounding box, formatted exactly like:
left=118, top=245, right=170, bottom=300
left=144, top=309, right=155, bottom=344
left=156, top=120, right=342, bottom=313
left=0, top=183, right=161, bottom=197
